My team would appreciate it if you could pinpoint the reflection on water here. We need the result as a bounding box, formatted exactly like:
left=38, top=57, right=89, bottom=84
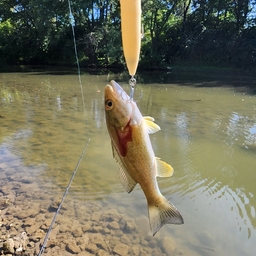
left=0, top=71, right=256, bottom=255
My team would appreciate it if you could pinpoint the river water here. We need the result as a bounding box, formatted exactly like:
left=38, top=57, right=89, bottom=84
left=0, top=70, right=255, bottom=255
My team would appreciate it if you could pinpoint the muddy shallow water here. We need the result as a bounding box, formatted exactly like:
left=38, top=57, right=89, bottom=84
left=0, top=70, right=256, bottom=256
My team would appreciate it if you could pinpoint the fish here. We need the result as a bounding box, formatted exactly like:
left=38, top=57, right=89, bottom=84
left=104, top=80, right=184, bottom=235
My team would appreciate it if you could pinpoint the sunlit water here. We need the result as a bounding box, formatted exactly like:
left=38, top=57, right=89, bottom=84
left=0, top=71, right=256, bottom=255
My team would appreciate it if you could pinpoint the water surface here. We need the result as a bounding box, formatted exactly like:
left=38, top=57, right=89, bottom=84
left=0, top=71, right=256, bottom=255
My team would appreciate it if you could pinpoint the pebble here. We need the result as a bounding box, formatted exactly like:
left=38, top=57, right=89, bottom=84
left=0, top=160, right=182, bottom=256
left=106, top=221, right=119, bottom=230
left=113, top=243, right=129, bottom=256
left=148, top=239, right=157, bottom=248
left=139, top=250, right=148, bottom=256
left=30, top=229, right=45, bottom=241
left=91, top=212, right=102, bottom=221
left=119, top=218, right=126, bottom=230
left=3, top=238, right=15, bottom=254
left=66, top=241, right=81, bottom=254
left=85, top=243, right=98, bottom=254
left=78, top=252, right=94, bottom=256
left=140, top=237, right=148, bottom=246
left=151, top=247, right=165, bottom=255
left=160, top=237, right=176, bottom=255
left=72, top=227, right=83, bottom=238
left=100, top=210, right=121, bottom=222
left=120, top=235, right=130, bottom=245
left=81, top=222, right=92, bottom=232
left=125, top=219, right=137, bottom=232
left=97, top=249, right=110, bottom=256
left=0, top=185, right=13, bottom=195
left=131, top=245, right=140, bottom=255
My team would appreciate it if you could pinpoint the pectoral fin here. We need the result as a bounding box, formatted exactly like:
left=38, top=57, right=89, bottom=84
left=119, top=167, right=137, bottom=193
left=156, top=157, right=174, bottom=177
left=111, top=142, right=137, bottom=193
left=143, top=116, right=161, bottom=134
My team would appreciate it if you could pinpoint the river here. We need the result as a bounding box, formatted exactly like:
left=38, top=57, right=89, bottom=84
left=0, top=70, right=255, bottom=255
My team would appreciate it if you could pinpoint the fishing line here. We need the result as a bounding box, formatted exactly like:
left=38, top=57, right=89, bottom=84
left=67, top=0, right=86, bottom=113
left=37, top=139, right=90, bottom=256
left=38, top=0, right=90, bottom=255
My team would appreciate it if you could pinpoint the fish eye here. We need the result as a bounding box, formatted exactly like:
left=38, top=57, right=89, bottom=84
left=105, top=100, right=113, bottom=110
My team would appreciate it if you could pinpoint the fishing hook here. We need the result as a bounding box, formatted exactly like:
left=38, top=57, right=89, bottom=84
left=127, top=76, right=143, bottom=102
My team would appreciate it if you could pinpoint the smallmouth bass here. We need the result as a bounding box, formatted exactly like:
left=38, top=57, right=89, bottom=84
left=104, top=80, right=184, bottom=235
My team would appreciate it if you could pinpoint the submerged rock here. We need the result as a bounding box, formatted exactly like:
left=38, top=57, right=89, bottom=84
left=3, top=238, right=15, bottom=254
left=72, top=227, right=83, bottom=238
left=106, top=221, right=119, bottom=230
left=124, top=219, right=137, bottom=233
left=85, top=243, right=98, bottom=254
left=97, top=249, right=109, bottom=256
left=0, top=163, right=184, bottom=256
left=113, top=243, right=129, bottom=256
left=100, top=210, right=121, bottom=222
left=81, top=222, right=93, bottom=232
left=66, top=241, right=81, bottom=254
left=160, top=237, right=177, bottom=255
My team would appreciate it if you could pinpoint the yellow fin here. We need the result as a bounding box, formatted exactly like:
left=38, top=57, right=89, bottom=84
left=156, top=157, right=174, bottom=177
left=143, top=116, right=161, bottom=134
left=144, top=116, right=155, bottom=121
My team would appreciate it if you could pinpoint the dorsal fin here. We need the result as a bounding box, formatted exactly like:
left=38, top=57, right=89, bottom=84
left=143, top=116, right=155, bottom=121
left=143, top=116, right=161, bottom=134
left=156, top=157, right=174, bottom=177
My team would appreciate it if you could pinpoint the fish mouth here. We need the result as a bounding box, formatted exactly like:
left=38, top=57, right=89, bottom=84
left=105, top=80, right=130, bottom=102
left=109, top=80, right=130, bottom=101
left=110, top=80, right=123, bottom=95
left=105, top=83, right=115, bottom=99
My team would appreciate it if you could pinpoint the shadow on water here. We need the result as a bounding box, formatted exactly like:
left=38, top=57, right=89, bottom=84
left=1, top=65, right=256, bottom=94
left=134, top=70, right=256, bottom=95
left=0, top=65, right=123, bottom=76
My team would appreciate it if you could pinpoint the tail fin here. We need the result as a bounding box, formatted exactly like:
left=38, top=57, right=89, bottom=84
left=148, top=197, right=184, bottom=236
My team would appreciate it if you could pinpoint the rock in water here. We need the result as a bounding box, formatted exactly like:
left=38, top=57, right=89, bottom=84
left=160, top=237, right=176, bottom=255
left=113, top=243, right=129, bottom=256
left=3, top=238, right=15, bottom=254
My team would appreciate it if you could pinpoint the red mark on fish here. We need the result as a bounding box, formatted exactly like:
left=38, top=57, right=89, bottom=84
left=115, top=120, right=132, bottom=157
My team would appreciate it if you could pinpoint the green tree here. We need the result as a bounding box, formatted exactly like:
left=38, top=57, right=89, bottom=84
left=0, top=0, right=255, bottom=68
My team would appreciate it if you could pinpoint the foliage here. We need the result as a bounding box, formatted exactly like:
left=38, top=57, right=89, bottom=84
left=0, top=0, right=255, bottom=68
